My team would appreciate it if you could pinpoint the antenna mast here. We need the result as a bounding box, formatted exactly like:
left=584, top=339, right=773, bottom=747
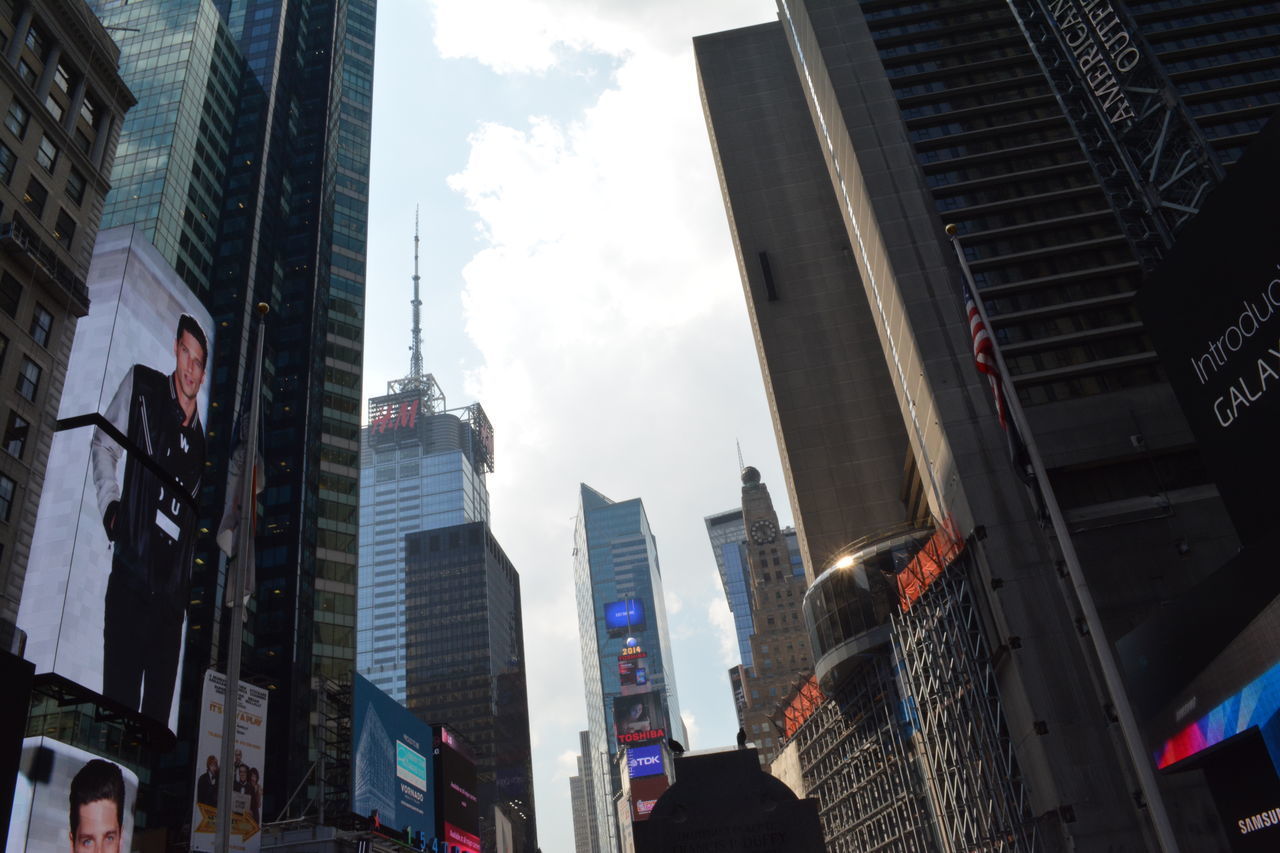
left=737, top=439, right=744, bottom=473
left=410, top=207, right=424, bottom=383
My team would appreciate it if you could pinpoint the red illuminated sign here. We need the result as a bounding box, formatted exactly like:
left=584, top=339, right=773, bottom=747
left=619, top=646, right=646, bottom=659
left=370, top=399, right=420, bottom=434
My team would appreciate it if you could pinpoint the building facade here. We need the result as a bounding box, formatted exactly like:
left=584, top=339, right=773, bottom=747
left=403, top=521, right=537, bottom=853
left=569, top=729, right=599, bottom=853
left=697, top=0, right=1277, bottom=847
left=729, top=466, right=812, bottom=766
left=573, top=484, right=686, bottom=853
left=357, top=374, right=492, bottom=703
left=0, top=0, right=132, bottom=648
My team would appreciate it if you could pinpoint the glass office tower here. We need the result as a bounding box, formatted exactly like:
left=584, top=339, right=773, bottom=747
left=403, top=521, right=536, bottom=853
left=80, top=0, right=377, bottom=826
left=572, top=484, right=686, bottom=853
left=357, top=376, right=492, bottom=703
left=89, top=0, right=241, bottom=296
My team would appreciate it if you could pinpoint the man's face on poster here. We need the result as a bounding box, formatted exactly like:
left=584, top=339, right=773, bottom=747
left=173, top=330, right=206, bottom=404
left=68, top=799, right=121, bottom=853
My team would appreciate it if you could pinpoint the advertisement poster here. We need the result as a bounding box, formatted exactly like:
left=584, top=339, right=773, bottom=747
left=614, top=690, right=667, bottom=746
left=190, top=669, right=269, bottom=853
left=351, top=674, right=434, bottom=839
left=6, top=737, right=138, bottom=853
left=18, top=225, right=214, bottom=736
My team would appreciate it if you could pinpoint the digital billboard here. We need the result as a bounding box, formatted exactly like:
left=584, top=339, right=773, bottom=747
left=352, top=675, right=434, bottom=843
left=17, top=225, right=215, bottom=737
left=435, top=727, right=479, bottom=853
left=1137, top=114, right=1280, bottom=548
left=6, top=737, right=138, bottom=853
left=627, top=744, right=665, bottom=779
left=190, top=670, right=269, bottom=853
left=605, top=598, right=646, bottom=638
left=613, top=690, right=667, bottom=746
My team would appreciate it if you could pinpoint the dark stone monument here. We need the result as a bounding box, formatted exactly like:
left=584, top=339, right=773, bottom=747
left=634, top=748, right=824, bottom=853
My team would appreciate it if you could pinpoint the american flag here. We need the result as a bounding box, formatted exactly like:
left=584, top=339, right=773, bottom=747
left=965, top=282, right=1009, bottom=429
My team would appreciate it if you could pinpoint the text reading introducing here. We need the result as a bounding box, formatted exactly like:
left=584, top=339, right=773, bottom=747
left=1188, top=271, right=1280, bottom=428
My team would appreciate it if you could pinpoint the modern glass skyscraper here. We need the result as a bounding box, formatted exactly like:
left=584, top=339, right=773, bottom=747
left=76, top=0, right=377, bottom=827
left=89, top=0, right=241, bottom=295
left=403, top=521, right=536, bottom=853
left=572, top=483, right=686, bottom=853
left=357, top=373, right=492, bottom=702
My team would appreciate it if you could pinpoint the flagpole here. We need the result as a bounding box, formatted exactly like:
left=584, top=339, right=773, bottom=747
left=945, top=224, right=1179, bottom=853
left=216, top=302, right=269, bottom=852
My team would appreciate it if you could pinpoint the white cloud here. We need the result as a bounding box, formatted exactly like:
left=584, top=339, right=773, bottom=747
left=376, top=2, right=782, bottom=851
left=708, top=596, right=738, bottom=669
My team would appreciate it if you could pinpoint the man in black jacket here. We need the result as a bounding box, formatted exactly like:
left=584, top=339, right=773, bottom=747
left=91, top=314, right=208, bottom=724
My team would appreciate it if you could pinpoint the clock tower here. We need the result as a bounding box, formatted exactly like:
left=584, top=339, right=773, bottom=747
left=737, top=466, right=813, bottom=765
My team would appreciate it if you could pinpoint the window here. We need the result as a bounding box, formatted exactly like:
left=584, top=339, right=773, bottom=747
left=16, top=357, right=40, bottom=400
left=0, top=273, right=20, bottom=317
left=79, top=94, right=96, bottom=128
left=29, top=303, right=51, bottom=346
left=4, top=101, right=29, bottom=139
left=24, top=23, right=43, bottom=58
left=16, top=59, right=35, bottom=87
left=53, top=62, right=71, bottom=94
left=0, top=140, right=14, bottom=186
left=35, top=135, right=56, bottom=172
left=52, top=209, right=74, bottom=250
left=0, top=474, right=14, bottom=521
left=3, top=411, right=28, bottom=459
left=65, top=167, right=85, bottom=203
left=24, top=176, right=47, bottom=217
left=43, top=94, right=62, bottom=122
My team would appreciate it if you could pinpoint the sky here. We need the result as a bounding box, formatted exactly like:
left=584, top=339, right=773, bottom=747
left=365, top=1, right=782, bottom=849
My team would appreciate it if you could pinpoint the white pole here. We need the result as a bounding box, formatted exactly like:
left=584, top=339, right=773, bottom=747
left=945, top=225, right=1179, bottom=853
left=215, top=302, right=269, bottom=852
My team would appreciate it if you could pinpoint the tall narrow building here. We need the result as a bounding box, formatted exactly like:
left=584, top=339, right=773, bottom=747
left=732, top=466, right=812, bottom=765
left=568, top=729, right=600, bottom=853
left=573, top=484, right=686, bottom=853
left=403, top=521, right=536, bottom=853
left=358, top=221, right=492, bottom=703
left=697, top=0, right=1276, bottom=847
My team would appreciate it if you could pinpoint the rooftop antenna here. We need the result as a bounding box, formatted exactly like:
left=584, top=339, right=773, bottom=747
left=737, top=439, right=745, bottom=474
left=409, top=206, right=424, bottom=383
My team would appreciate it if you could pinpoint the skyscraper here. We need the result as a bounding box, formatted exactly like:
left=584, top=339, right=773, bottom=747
left=69, top=0, right=377, bottom=826
left=358, top=223, right=493, bottom=703
left=697, top=0, right=1276, bottom=847
left=403, top=521, right=536, bottom=853
left=573, top=484, right=686, bottom=853
left=568, top=729, right=600, bottom=853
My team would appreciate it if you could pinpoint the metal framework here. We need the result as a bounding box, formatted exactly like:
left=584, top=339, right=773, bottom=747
left=793, top=652, right=939, bottom=852
left=892, top=551, right=1037, bottom=851
left=1004, top=0, right=1222, bottom=270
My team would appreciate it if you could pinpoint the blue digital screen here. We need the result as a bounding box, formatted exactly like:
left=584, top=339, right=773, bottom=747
left=627, top=744, right=664, bottom=779
left=605, top=599, right=646, bottom=637
left=352, top=674, right=435, bottom=836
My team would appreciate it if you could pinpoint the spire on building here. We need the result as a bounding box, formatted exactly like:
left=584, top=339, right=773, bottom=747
left=386, top=207, right=445, bottom=411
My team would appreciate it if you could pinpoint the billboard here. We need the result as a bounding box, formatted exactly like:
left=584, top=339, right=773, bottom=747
left=351, top=674, right=434, bottom=843
left=6, top=737, right=138, bottom=853
left=1137, top=113, right=1280, bottom=548
left=17, top=225, right=215, bottom=736
left=435, top=727, right=479, bottom=853
left=190, top=670, right=269, bottom=853
left=613, top=690, right=667, bottom=746
left=605, top=599, right=646, bottom=638
left=627, top=744, right=664, bottom=779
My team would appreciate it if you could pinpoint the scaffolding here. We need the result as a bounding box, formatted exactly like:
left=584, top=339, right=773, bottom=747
left=792, top=650, right=939, bottom=852
left=892, top=550, right=1037, bottom=851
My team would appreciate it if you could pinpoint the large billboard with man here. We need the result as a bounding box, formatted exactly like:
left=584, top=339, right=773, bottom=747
left=17, top=225, right=215, bottom=737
